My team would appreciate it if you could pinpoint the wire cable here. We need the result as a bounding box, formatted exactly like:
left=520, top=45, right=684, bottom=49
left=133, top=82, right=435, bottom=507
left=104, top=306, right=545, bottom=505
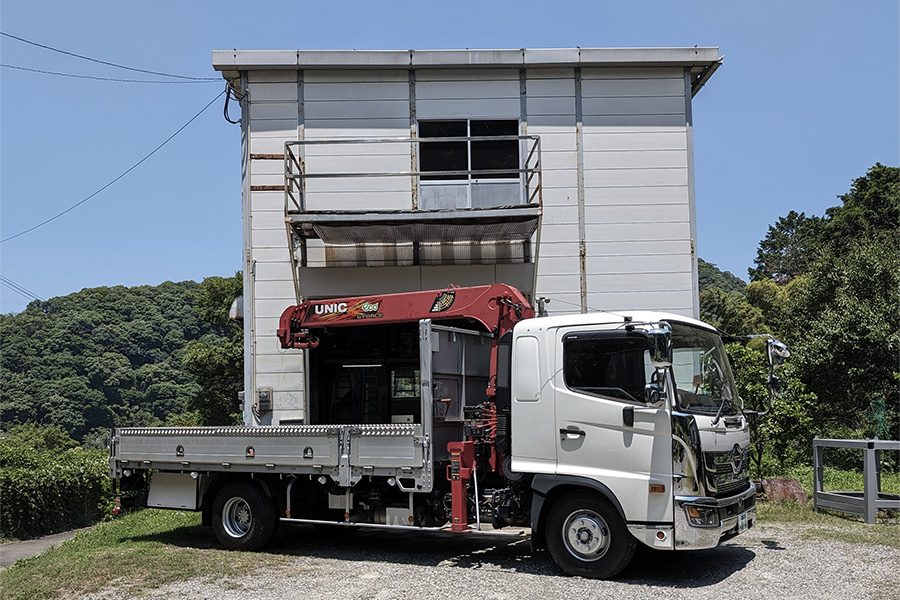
left=0, top=88, right=227, bottom=244
left=0, top=276, right=44, bottom=302
left=1, top=63, right=216, bottom=84
left=0, top=31, right=219, bottom=81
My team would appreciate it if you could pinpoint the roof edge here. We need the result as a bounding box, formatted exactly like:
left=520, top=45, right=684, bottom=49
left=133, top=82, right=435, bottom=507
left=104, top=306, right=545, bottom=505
left=212, top=47, right=722, bottom=71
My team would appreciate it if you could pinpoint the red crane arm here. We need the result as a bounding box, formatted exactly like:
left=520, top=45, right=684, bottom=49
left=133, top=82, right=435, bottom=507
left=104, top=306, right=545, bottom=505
left=277, top=284, right=533, bottom=349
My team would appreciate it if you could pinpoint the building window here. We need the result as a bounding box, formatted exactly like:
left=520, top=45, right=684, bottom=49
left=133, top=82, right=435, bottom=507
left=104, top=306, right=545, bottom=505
left=418, top=119, right=520, bottom=209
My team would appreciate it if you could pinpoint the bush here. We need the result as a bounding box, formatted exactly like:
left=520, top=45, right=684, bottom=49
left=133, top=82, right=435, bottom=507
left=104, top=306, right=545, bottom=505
left=0, top=425, right=111, bottom=539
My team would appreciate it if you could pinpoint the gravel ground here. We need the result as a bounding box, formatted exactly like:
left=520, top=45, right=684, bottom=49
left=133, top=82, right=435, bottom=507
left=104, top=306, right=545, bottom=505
left=85, top=520, right=899, bottom=600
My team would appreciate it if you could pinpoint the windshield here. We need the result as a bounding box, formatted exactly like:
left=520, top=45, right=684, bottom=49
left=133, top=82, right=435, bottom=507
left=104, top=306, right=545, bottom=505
left=670, top=323, right=739, bottom=415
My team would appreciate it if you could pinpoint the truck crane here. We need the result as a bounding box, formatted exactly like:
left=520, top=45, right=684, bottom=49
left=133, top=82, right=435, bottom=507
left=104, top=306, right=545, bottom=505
left=109, top=283, right=787, bottom=579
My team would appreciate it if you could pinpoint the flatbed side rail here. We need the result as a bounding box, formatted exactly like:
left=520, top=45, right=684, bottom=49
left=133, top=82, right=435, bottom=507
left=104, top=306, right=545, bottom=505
left=109, top=424, right=431, bottom=490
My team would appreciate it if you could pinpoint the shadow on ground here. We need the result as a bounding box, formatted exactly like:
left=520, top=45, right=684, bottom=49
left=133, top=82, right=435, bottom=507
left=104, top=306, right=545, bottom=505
left=130, top=522, right=756, bottom=587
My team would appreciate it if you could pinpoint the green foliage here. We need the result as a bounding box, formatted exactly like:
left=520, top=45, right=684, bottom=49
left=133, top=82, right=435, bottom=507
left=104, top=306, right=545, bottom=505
left=699, top=287, right=768, bottom=335
left=748, top=210, right=824, bottom=284
left=705, top=164, right=898, bottom=475
left=740, top=163, right=900, bottom=465
left=0, top=280, right=226, bottom=440
left=726, top=344, right=816, bottom=477
left=182, top=272, right=243, bottom=426
left=698, top=258, right=747, bottom=294
left=785, top=234, right=899, bottom=434
left=0, top=425, right=110, bottom=539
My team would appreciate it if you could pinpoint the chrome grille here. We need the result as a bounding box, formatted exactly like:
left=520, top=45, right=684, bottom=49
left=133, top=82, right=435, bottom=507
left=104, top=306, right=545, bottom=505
left=703, top=445, right=750, bottom=497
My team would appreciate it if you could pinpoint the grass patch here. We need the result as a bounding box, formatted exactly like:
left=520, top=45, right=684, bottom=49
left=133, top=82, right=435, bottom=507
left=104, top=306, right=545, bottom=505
left=784, top=465, right=900, bottom=499
left=0, top=510, right=289, bottom=600
left=757, top=502, right=900, bottom=548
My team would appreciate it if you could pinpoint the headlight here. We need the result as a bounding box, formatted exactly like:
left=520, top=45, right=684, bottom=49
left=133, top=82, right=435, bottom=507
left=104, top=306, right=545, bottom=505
left=685, top=505, right=719, bottom=527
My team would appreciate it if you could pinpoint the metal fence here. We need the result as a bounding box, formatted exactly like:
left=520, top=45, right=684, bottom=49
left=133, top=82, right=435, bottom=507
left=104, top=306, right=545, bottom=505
left=813, top=438, right=900, bottom=524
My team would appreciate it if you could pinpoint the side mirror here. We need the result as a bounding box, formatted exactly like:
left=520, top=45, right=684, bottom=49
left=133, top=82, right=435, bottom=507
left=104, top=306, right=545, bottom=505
left=765, top=338, right=789, bottom=398
left=643, top=382, right=664, bottom=407
left=647, top=328, right=673, bottom=369
left=766, top=338, right=790, bottom=369
left=767, top=374, right=782, bottom=395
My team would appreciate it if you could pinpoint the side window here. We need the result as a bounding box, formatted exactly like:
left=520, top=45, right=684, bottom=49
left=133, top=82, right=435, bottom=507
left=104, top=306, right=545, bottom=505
left=563, top=333, right=651, bottom=403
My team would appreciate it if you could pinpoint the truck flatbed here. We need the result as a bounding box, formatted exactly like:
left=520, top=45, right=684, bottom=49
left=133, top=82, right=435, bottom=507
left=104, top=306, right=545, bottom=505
left=110, top=424, right=430, bottom=490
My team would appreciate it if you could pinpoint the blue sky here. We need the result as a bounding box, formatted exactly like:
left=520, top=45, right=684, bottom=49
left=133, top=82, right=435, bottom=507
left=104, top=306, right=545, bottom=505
left=1, top=0, right=897, bottom=314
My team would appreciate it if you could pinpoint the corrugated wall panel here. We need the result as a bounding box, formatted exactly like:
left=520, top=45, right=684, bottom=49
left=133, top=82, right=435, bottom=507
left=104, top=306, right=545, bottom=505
left=417, top=98, right=519, bottom=119
left=584, top=203, right=691, bottom=224
left=583, top=149, right=687, bottom=170
left=590, top=239, right=693, bottom=257
left=584, top=131, right=686, bottom=151
left=584, top=222, right=691, bottom=242
left=583, top=168, right=688, bottom=187
left=584, top=253, right=692, bottom=275
left=301, top=71, right=411, bottom=221
left=589, top=290, right=695, bottom=314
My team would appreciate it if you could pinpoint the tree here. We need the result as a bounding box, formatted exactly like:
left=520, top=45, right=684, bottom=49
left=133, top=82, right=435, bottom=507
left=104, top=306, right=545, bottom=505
left=748, top=210, right=824, bottom=284
left=698, top=258, right=746, bottom=294
left=182, top=273, right=244, bottom=426
left=745, top=164, right=900, bottom=440
left=699, top=287, right=768, bottom=336
left=0, top=280, right=213, bottom=440
left=786, top=235, right=899, bottom=433
left=726, top=343, right=816, bottom=477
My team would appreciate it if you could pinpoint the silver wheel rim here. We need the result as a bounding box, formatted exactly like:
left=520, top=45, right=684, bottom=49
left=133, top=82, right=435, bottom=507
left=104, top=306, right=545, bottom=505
left=562, top=509, right=610, bottom=561
left=222, top=497, right=252, bottom=538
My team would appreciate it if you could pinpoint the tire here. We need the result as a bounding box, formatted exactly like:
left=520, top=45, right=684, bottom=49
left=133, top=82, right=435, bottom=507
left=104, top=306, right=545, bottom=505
left=545, top=491, right=636, bottom=579
left=212, top=482, right=278, bottom=551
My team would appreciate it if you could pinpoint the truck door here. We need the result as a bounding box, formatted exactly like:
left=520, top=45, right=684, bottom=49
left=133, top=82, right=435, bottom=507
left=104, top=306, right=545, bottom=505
left=419, top=319, right=492, bottom=462
left=553, top=329, right=674, bottom=524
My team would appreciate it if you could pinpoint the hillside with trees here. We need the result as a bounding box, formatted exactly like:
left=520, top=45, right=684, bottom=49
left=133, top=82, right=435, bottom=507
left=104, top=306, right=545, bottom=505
left=0, top=274, right=243, bottom=445
left=1, top=164, right=895, bottom=479
left=700, top=163, right=898, bottom=473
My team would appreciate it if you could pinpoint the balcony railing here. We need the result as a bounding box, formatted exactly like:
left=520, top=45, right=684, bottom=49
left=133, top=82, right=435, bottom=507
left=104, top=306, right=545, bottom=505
left=285, top=135, right=542, bottom=214
left=281, top=135, right=542, bottom=271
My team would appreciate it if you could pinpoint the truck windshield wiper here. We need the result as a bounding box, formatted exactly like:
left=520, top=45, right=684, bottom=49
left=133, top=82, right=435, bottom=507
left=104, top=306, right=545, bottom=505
left=711, top=395, right=735, bottom=426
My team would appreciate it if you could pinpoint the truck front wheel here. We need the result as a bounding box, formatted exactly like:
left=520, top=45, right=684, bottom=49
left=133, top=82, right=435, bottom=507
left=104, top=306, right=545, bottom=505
left=212, top=482, right=277, bottom=551
left=546, top=491, right=636, bottom=579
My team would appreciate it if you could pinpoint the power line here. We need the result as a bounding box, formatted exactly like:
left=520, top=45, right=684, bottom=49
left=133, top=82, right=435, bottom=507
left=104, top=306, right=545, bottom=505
left=0, top=31, right=219, bottom=81
left=1, top=63, right=217, bottom=84
left=0, top=88, right=227, bottom=244
left=0, top=276, right=44, bottom=302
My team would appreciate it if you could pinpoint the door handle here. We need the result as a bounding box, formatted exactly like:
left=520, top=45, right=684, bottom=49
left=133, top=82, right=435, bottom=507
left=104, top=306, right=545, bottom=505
left=560, top=428, right=586, bottom=438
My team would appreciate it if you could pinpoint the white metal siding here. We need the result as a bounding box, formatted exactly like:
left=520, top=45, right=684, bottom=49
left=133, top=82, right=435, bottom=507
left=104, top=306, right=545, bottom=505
left=246, top=72, right=304, bottom=424
left=577, top=66, right=693, bottom=316
left=303, top=70, right=410, bottom=216
left=244, top=61, right=701, bottom=425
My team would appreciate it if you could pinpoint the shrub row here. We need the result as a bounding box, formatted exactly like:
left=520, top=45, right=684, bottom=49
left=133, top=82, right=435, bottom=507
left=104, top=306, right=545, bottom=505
left=0, top=449, right=111, bottom=539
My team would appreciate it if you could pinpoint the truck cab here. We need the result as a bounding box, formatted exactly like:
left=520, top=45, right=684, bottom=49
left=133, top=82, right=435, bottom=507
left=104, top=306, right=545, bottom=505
left=508, top=312, right=755, bottom=577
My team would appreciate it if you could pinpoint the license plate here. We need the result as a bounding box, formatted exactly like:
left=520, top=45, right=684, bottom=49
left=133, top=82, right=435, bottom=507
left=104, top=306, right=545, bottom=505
left=738, top=512, right=749, bottom=533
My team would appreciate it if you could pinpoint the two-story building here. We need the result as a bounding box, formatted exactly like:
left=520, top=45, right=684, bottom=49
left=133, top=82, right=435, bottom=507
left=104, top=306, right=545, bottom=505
left=213, top=47, right=722, bottom=425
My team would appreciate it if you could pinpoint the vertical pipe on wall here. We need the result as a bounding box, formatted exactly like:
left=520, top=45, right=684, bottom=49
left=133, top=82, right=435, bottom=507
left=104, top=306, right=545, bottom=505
left=574, top=67, right=587, bottom=314
left=409, top=68, right=418, bottom=211
left=240, top=71, right=255, bottom=426
left=684, top=69, right=700, bottom=319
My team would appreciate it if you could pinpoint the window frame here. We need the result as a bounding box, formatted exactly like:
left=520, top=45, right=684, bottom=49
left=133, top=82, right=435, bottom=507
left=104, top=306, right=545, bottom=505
left=417, top=119, right=522, bottom=208
left=561, top=330, right=654, bottom=406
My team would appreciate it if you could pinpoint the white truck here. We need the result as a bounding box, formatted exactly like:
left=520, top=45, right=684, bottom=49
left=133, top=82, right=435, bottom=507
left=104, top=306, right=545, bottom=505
left=109, top=283, right=786, bottom=579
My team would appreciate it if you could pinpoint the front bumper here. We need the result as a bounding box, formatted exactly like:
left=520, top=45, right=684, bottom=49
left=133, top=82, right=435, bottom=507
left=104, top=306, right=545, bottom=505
left=674, top=483, right=756, bottom=549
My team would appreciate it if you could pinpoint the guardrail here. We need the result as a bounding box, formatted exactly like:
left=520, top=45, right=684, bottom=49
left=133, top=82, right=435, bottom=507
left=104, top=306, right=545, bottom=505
left=813, top=438, right=900, bottom=524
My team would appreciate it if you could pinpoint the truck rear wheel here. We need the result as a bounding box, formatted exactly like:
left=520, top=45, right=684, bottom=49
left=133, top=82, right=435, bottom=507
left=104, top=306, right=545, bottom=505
left=546, top=491, right=636, bottom=579
left=212, top=482, right=277, bottom=551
